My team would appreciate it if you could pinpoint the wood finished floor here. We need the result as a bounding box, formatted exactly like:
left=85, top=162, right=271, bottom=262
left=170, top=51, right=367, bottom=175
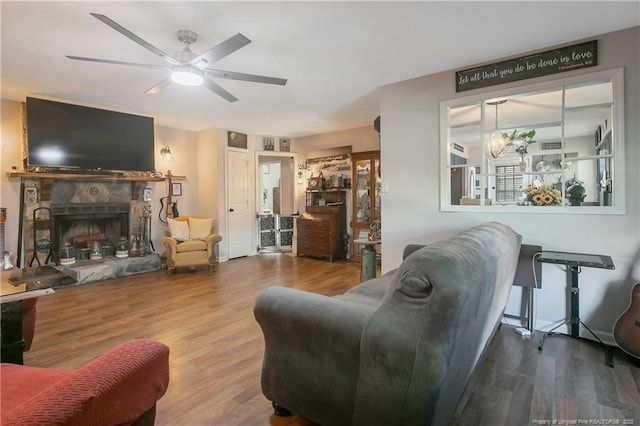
left=21, top=254, right=640, bottom=426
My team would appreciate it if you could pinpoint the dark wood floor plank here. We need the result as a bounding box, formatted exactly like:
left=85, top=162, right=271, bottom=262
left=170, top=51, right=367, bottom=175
left=14, top=254, right=640, bottom=425
left=530, top=352, right=557, bottom=420
left=612, top=365, right=640, bottom=407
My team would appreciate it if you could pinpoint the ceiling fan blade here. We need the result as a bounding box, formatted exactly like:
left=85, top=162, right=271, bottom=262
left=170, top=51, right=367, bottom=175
left=189, top=33, right=251, bottom=68
left=205, top=69, right=287, bottom=86
left=66, top=55, right=171, bottom=70
left=90, top=13, right=181, bottom=66
left=202, top=77, right=238, bottom=102
left=145, top=78, right=173, bottom=95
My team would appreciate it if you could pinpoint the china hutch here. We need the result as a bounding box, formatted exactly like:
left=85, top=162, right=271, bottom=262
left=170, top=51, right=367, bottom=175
left=350, top=150, right=381, bottom=261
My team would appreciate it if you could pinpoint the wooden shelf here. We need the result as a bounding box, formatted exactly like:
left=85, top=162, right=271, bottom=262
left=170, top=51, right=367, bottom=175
left=7, top=172, right=164, bottom=182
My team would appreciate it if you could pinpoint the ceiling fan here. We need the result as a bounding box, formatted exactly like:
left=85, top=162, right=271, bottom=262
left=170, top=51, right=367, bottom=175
left=66, top=13, right=287, bottom=102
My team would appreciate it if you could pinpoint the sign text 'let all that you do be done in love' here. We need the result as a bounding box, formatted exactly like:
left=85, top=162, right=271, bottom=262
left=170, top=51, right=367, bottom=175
left=456, top=40, right=598, bottom=92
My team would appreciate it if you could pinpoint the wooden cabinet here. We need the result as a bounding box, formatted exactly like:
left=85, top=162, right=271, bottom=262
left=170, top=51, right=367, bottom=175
left=297, top=206, right=345, bottom=262
left=350, top=151, right=381, bottom=261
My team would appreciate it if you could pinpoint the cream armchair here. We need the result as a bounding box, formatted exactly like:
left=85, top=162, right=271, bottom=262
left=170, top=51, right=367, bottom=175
left=160, top=216, right=222, bottom=274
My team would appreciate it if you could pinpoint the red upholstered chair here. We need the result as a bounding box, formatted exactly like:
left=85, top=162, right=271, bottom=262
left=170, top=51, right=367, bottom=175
left=0, top=339, right=170, bottom=426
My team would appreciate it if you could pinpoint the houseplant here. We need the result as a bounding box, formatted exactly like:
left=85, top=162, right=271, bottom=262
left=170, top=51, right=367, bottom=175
left=504, top=129, right=536, bottom=171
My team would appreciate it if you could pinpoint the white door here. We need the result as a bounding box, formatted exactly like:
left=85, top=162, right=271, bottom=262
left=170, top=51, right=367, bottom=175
left=227, top=149, right=251, bottom=259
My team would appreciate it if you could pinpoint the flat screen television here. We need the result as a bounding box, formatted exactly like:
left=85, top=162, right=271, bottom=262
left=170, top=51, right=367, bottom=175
left=26, top=97, right=155, bottom=172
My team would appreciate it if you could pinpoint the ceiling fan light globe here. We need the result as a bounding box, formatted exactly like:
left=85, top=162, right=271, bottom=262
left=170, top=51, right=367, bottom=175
left=171, top=70, right=203, bottom=86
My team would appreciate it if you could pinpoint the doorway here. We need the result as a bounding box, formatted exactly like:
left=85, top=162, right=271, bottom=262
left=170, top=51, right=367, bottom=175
left=256, top=153, right=297, bottom=253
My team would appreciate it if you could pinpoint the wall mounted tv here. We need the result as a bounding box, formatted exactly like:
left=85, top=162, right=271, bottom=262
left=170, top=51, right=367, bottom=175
left=26, top=97, right=155, bottom=173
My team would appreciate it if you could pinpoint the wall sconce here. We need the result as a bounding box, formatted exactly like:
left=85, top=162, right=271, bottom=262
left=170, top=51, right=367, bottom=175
left=297, top=161, right=307, bottom=185
left=160, top=145, right=175, bottom=162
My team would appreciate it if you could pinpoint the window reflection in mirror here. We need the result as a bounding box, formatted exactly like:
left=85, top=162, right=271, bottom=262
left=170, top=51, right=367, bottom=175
left=441, top=68, right=623, bottom=213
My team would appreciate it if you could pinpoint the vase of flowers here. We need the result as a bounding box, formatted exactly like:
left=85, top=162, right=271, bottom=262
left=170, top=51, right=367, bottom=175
left=519, top=157, right=527, bottom=172
left=523, top=182, right=563, bottom=206
left=504, top=129, right=537, bottom=171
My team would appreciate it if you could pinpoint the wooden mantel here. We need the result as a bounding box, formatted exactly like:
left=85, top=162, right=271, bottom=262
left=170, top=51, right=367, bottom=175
left=7, top=171, right=165, bottom=182
left=7, top=171, right=167, bottom=201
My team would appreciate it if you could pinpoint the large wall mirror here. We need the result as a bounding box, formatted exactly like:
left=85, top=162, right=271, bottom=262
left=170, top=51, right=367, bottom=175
left=440, top=68, right=625, bottom=214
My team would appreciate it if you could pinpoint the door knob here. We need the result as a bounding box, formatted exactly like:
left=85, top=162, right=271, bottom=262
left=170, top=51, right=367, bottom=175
left=229, top=208, right=235, bottom=212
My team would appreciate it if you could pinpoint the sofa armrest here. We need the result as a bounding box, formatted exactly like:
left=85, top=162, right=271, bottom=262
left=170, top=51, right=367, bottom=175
left=2, top=339, right=170, bottom=426
left=254, top=286, right=375, bottom=424
left=160, top=237, right=178, bottom=268
left=205, top=233, right=223, bottom=263
left=205, top=233, right=223, bottom=246
left=160, top=236, right=178, bottom=251
left=160, top=236, right=178, bottom=254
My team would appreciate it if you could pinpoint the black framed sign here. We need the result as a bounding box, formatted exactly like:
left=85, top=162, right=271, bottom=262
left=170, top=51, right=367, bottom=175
left=228, top=131, right=248, bottom=149
left=456, top=40, right=598, bottom=92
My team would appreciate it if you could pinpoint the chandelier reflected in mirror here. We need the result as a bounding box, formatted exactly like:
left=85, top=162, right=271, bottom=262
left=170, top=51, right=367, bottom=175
left=487, top=100, right=508, bottom=159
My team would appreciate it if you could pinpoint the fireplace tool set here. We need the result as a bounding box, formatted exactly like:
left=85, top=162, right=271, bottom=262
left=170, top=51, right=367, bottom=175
left=129, top=204, right=154, bottom=256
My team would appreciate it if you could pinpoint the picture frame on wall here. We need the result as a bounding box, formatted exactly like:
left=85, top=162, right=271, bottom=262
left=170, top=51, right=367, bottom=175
left=228, top=131, right=248, bottom=149
left=171, top=183, right=182, bottom=197
left=279, top=138, right=290, bottom=152
left=263, top=137, right=275, bottom=151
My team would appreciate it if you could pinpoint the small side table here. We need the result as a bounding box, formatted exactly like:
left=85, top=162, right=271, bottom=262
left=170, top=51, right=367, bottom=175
left=354, top=238, right=380, bottom=282
left=537, top=250, right=615, bottom=367
left=1, top=266, right=74, bottom=364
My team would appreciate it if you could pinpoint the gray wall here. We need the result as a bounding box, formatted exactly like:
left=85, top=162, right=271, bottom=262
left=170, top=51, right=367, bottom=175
left=379, top=26, right=640, bottom=342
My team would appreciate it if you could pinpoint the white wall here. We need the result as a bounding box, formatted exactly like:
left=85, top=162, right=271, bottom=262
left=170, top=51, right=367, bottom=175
left=379, top=27, right=640, bottom=343
left=153, top=125, right=199, bottom=244
left=196, top=128, right=220, bottom=231
left=0, top=100, right=25, bottom=255
left=294, top=125, right=379, bottom=155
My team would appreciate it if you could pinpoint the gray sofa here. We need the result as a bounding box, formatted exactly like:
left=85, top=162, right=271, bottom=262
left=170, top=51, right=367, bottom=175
left=254, top=222, right=522, bottom=425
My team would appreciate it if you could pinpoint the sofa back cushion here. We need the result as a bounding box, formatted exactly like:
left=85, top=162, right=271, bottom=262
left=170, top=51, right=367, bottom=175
left=188, top=217, right=213, bottom=240
left=353, top=222, right=521, bottom=425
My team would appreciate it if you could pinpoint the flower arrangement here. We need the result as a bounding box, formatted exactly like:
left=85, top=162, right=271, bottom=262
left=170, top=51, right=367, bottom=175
left=523, top=182, right=563, bottom=206
left=504, top=129, right=537, bottom=156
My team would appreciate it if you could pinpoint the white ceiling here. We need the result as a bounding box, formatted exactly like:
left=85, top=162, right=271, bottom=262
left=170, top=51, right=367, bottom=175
left=1, top=1, right=638, bottom=138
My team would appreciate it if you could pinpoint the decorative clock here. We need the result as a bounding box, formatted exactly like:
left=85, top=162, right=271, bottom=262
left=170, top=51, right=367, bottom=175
left=307, top=177, right=322, bottom=189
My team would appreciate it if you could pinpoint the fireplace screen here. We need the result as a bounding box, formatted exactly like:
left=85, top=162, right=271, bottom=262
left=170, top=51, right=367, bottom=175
left=51, top=203, right=129, bottom=260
